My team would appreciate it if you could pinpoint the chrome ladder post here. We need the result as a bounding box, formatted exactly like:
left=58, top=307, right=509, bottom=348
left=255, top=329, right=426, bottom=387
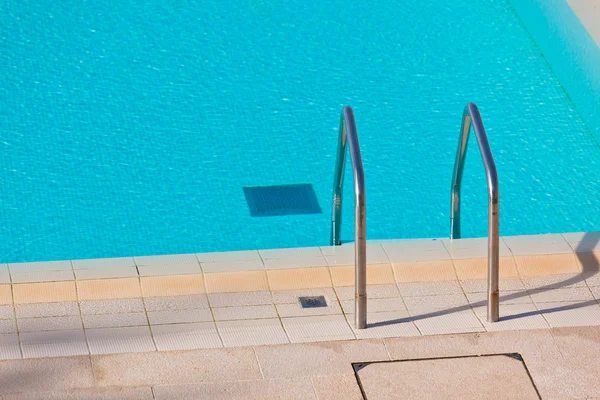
left=331, top=106, right=367, bottom=329
left=450, top=103, right=499, bottom=322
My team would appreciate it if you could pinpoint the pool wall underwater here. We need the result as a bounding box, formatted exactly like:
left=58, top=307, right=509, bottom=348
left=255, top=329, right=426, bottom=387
left=508, top=0, right=600, bottom=140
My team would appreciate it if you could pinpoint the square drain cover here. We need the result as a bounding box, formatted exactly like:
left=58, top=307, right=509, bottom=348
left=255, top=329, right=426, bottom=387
left=299, top=296, right=327, bottom=308
left=354, top=354, right=540, bottom=400
left=243, top=184, right=322, bottom=217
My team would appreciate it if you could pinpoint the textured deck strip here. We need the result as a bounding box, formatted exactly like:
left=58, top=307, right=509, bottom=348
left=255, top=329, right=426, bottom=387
left=4, top=233, right=599, bottom=299
left=0, top=233, right=597, bottom=361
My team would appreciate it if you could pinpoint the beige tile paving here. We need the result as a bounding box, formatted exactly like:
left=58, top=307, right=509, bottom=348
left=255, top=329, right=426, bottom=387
left=590, top=286, right=600, bottom=301
left=271, top=288, right=336, bottom=304
left=528, top=287, right=595, bottom=303
left=91, top=348, right=262, bottom=386
left=504, top=233, right=573, bottom=255
left=0, top=356, right=94, bottom=394
left=352, top=311, right=420, bottom=339
left=0, top=305, right=13, bottom=320
left=15, top=302, right=79, bottom=318
left=86, top=326, right=156, bottom=355
left=208, top=291, right=273, bottom=307
left=72, top=257, right=136, bottom=270
left=393, top=260, right=457, bottom=282
left=441, top=237, right=512, bottom=259
left=267, top=267, right=331, bottom=291
left=151, top=322, right=222, bottom=350
left=453, top=257, right=519, bottom=280
left=196, top=249, right=261, bottom=263
left=282, top=315, right=354, bottom=343
left=213, top=304, right=278, bottom=321
left=11, top=270, right=74, bottom=284
left=137, top=263, right=200, bottom=277
left=14, top=282, right=77, bottom=304
left=585, top=270, right=600, bottom=286
left=411, top=309, right=485, bottom=335
left=536, top=301, right=600, bottom=327
left=0, top=334, right=21, bottom=360
left=403, top=294, right=470, bottom=311
left=217, top=318, right=289, bottom=347
left=141, top=275, right=204, bottom=297
left=20, top=329, right=88, bottom=359
left=334, top=284, right=400, bottom=300
left=320, top=242, right=389, bottom=264
left=466, top=290, right=534, bottom=306
left=9, top=261, right=72, bottom=272
left=0, top=319, right=17, bottom=334
left=259, top=247, right=323, bottom=259
left=563, top=232, right=600, bottom=251
left=473, top=303, right=550, bottom=331
left=329, top=264, right=394, bottom=286
left=460, top=278, right=525, bottom=293
left=355, top=355, right=539, bottom=400
left=0, top=284, right=12, bottom=305
left=574, top=251, right=600, bottom=273
left=143, top=294, right=209, bottom=311
left=83, top=313, right=149, bottom=329
left=277, top=301, right=342, bottom=318
left=2, top=387, right=155, bottom=399
left=134, top=254, right=199, bottom=268
left=311, top=374, right=363, bottom=400
left=18, top=316, right=83, bottom=332
left=382, top=239, right=451, bottom=262
left=74, top=267, right=139, bottom=280
left=80, top=298, right=145, bottom=315
left=397, top=280, right=463, bottom=297
left=0, top=265, right=10, bottom=284
left=516, top=254, right=580, bottom=276
left=264, top=257, right=328, bottom=270
left=153, top=378, right=316, bottom=400
left=147, top=308, right=213, bottom=325
left=342, top=297, right=406, bottom=314
left=0, top=345, right=22, bottom=361
left=254, top=339, right=389, bottom=379
left=77, top=278, right=141, bottom=301
left=201, top=259, right=264, bottom=273
left=521, top=273, right=587, bottom=290
left=204, top=271, right=268, bottom=293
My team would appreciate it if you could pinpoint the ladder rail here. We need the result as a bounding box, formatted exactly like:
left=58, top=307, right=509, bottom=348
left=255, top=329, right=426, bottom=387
left=450, top=102, right=500, bottom=322
left=331, top=106, right=367, bottom=329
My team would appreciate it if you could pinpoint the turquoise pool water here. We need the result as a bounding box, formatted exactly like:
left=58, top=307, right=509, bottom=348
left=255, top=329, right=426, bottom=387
left=2, top=0, right=600, bottom=263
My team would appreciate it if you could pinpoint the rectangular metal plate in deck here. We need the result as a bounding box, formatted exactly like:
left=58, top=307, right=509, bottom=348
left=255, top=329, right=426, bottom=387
left=353, top=354, right=541, bottom=400
left=299, top=296, right=328, bottom=308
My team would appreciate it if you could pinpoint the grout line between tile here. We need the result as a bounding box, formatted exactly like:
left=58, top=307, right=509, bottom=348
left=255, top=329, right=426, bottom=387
left=9, top=273, right=23, bottom=359
left=309, top=378, right=320, bottom=400
left=252, top=346, right=266, bottom=380
left=73, top=270, right=92, bottom=358
left=140, top=276, right=160, bottom=350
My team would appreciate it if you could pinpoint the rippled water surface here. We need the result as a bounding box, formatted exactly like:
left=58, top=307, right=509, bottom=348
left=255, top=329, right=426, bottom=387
left=2, top=0, right=599, bottom=262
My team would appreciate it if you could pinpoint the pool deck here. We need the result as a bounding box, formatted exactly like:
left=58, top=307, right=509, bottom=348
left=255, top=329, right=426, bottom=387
left=568, top=0, right=600, bottom=46
left=1, top=232, right=600, bottom=398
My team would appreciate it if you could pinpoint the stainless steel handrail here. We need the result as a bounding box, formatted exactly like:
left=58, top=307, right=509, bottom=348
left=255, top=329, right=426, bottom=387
left=450, top=102, right=500, bottom=322
left=331, top=106, right=367, bottom=329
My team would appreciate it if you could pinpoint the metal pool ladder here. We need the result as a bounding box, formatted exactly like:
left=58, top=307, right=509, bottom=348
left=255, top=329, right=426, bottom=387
left=450, top=103, right=500, bottom=322
left=331, top=106, right=367, bottom=329
left=330, top=103, right=499, bottom=328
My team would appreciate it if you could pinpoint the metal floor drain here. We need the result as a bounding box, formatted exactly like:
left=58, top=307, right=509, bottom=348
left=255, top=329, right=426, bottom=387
left=242, top=183, right=322, bottom=217
left=299, top=296, right=327, bottom=308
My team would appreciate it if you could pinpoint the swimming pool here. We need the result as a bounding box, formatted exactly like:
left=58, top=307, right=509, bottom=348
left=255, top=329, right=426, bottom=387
left=2, top=0, right=600, bottom=263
